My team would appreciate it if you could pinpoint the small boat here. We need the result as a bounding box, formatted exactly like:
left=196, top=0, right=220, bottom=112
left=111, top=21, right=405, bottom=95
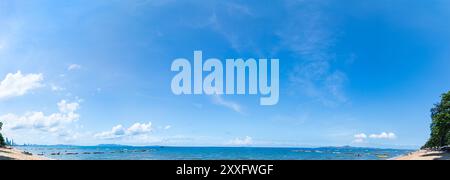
left=376, top=154, right=389, bottom=159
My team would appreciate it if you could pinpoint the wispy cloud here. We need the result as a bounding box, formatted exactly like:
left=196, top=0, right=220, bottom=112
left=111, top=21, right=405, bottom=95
left=128, top=0, right=177, bottom=8
left=185, top=0, right=351, bottom=106
left=50, top=84, right=65, bottom=92
left=0, top=17, right=23, bottom=54
left=279, top=1, right=350, bottom=106
left=183, top=1, right=261, bottom=53
left=0, top=39, right=6, bottom=51
left=68, top=64, right=82, bottom=71
left=325, top=71, right=348, bottom=103
left=212, top=95, right=243, bottom=113
left=225, top=2, right=255, bottom=17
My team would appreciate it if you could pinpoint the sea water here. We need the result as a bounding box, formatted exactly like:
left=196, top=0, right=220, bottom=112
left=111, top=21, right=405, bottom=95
left=16, top=145, right=413, bottom=160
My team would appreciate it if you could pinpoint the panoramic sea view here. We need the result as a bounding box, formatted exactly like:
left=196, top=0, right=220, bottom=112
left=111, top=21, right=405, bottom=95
left=15, top=145, right=413, bottom=160
left=1, top=0, right=450, bottom=171
left=2, top=1, right=450, bottom=178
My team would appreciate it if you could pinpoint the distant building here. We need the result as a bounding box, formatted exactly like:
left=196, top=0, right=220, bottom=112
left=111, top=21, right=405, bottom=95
left=5, top=137, right=17, bottom=146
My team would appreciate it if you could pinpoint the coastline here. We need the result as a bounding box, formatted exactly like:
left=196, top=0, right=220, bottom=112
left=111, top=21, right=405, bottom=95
left=3, top=145, right=439, bottom=160
left=0, top=147, right=51, bottom=160
left=394, top=150, right=450, bottom=160
left=12, top=145, right=411, bottom=160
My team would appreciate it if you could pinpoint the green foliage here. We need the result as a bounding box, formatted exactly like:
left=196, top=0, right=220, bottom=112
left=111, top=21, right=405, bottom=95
left=0, top=121, right=5, bottom=147
left=0, top=133, right=5, bottom=147
left=423, top=91, right=450, bottom=149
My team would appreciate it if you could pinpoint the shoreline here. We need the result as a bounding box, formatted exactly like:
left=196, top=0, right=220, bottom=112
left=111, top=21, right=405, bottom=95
left=394, top=150, right=450, bottom=160
left=0, top=147, right=51, bottom=160
left=4, top=145, right=445, bottom=160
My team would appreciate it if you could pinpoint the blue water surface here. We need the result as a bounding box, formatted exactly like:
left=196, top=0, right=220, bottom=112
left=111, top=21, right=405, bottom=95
left=16, top=145, right=413, bottom=160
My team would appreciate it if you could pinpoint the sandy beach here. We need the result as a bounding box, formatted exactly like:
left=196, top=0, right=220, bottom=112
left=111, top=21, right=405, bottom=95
left=0, top=147, right=50, bottom=160
left=395, top=150, right=450, bottom=160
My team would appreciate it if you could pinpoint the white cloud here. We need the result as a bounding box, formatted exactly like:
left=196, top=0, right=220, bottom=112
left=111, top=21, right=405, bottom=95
left=58, top=100, right=80, bottom=113
left=94, top=122, right=153, bottom=139
left=68, top=64, right=82, bottom=71
left=94, top=125, right=126, bottom=139
left=354, top=133, right=367, bottom=139
left=228, top=136, right=253, bottom=146
left=0, top=100, right=80, bottom=132
left=50, top=84, right=65, bottom=92
left=212, top=95, right=243, bottom=113
left=353, top=133, right=367, bottom=143
left=127, top=122, right=152, bottom=135
left=164, top=125, right=172, bottom=130
left=353, top=132, right=397, bottom=143
left=369, top=132, right=397, bottom=140
left=0, top=71, right=43, bottom=100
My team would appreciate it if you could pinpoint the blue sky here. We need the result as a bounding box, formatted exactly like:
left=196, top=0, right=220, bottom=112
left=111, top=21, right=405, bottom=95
left=1, top=0, right=449, bottom=149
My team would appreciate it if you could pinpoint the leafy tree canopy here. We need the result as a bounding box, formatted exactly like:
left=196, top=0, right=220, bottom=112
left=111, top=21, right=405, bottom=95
left=423, top=91, right=450, bottom=149
left=0, top=121, right=5, bottom=147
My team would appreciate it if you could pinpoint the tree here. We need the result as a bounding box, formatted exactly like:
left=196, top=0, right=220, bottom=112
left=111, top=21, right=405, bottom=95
left=0, top=121, right=5, bottom=147
left=423, top=91, right=450, bottom=149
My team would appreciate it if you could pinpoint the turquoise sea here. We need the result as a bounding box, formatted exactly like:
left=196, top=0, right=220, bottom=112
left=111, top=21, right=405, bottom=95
left=16, top=145, right=413, bottom=160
